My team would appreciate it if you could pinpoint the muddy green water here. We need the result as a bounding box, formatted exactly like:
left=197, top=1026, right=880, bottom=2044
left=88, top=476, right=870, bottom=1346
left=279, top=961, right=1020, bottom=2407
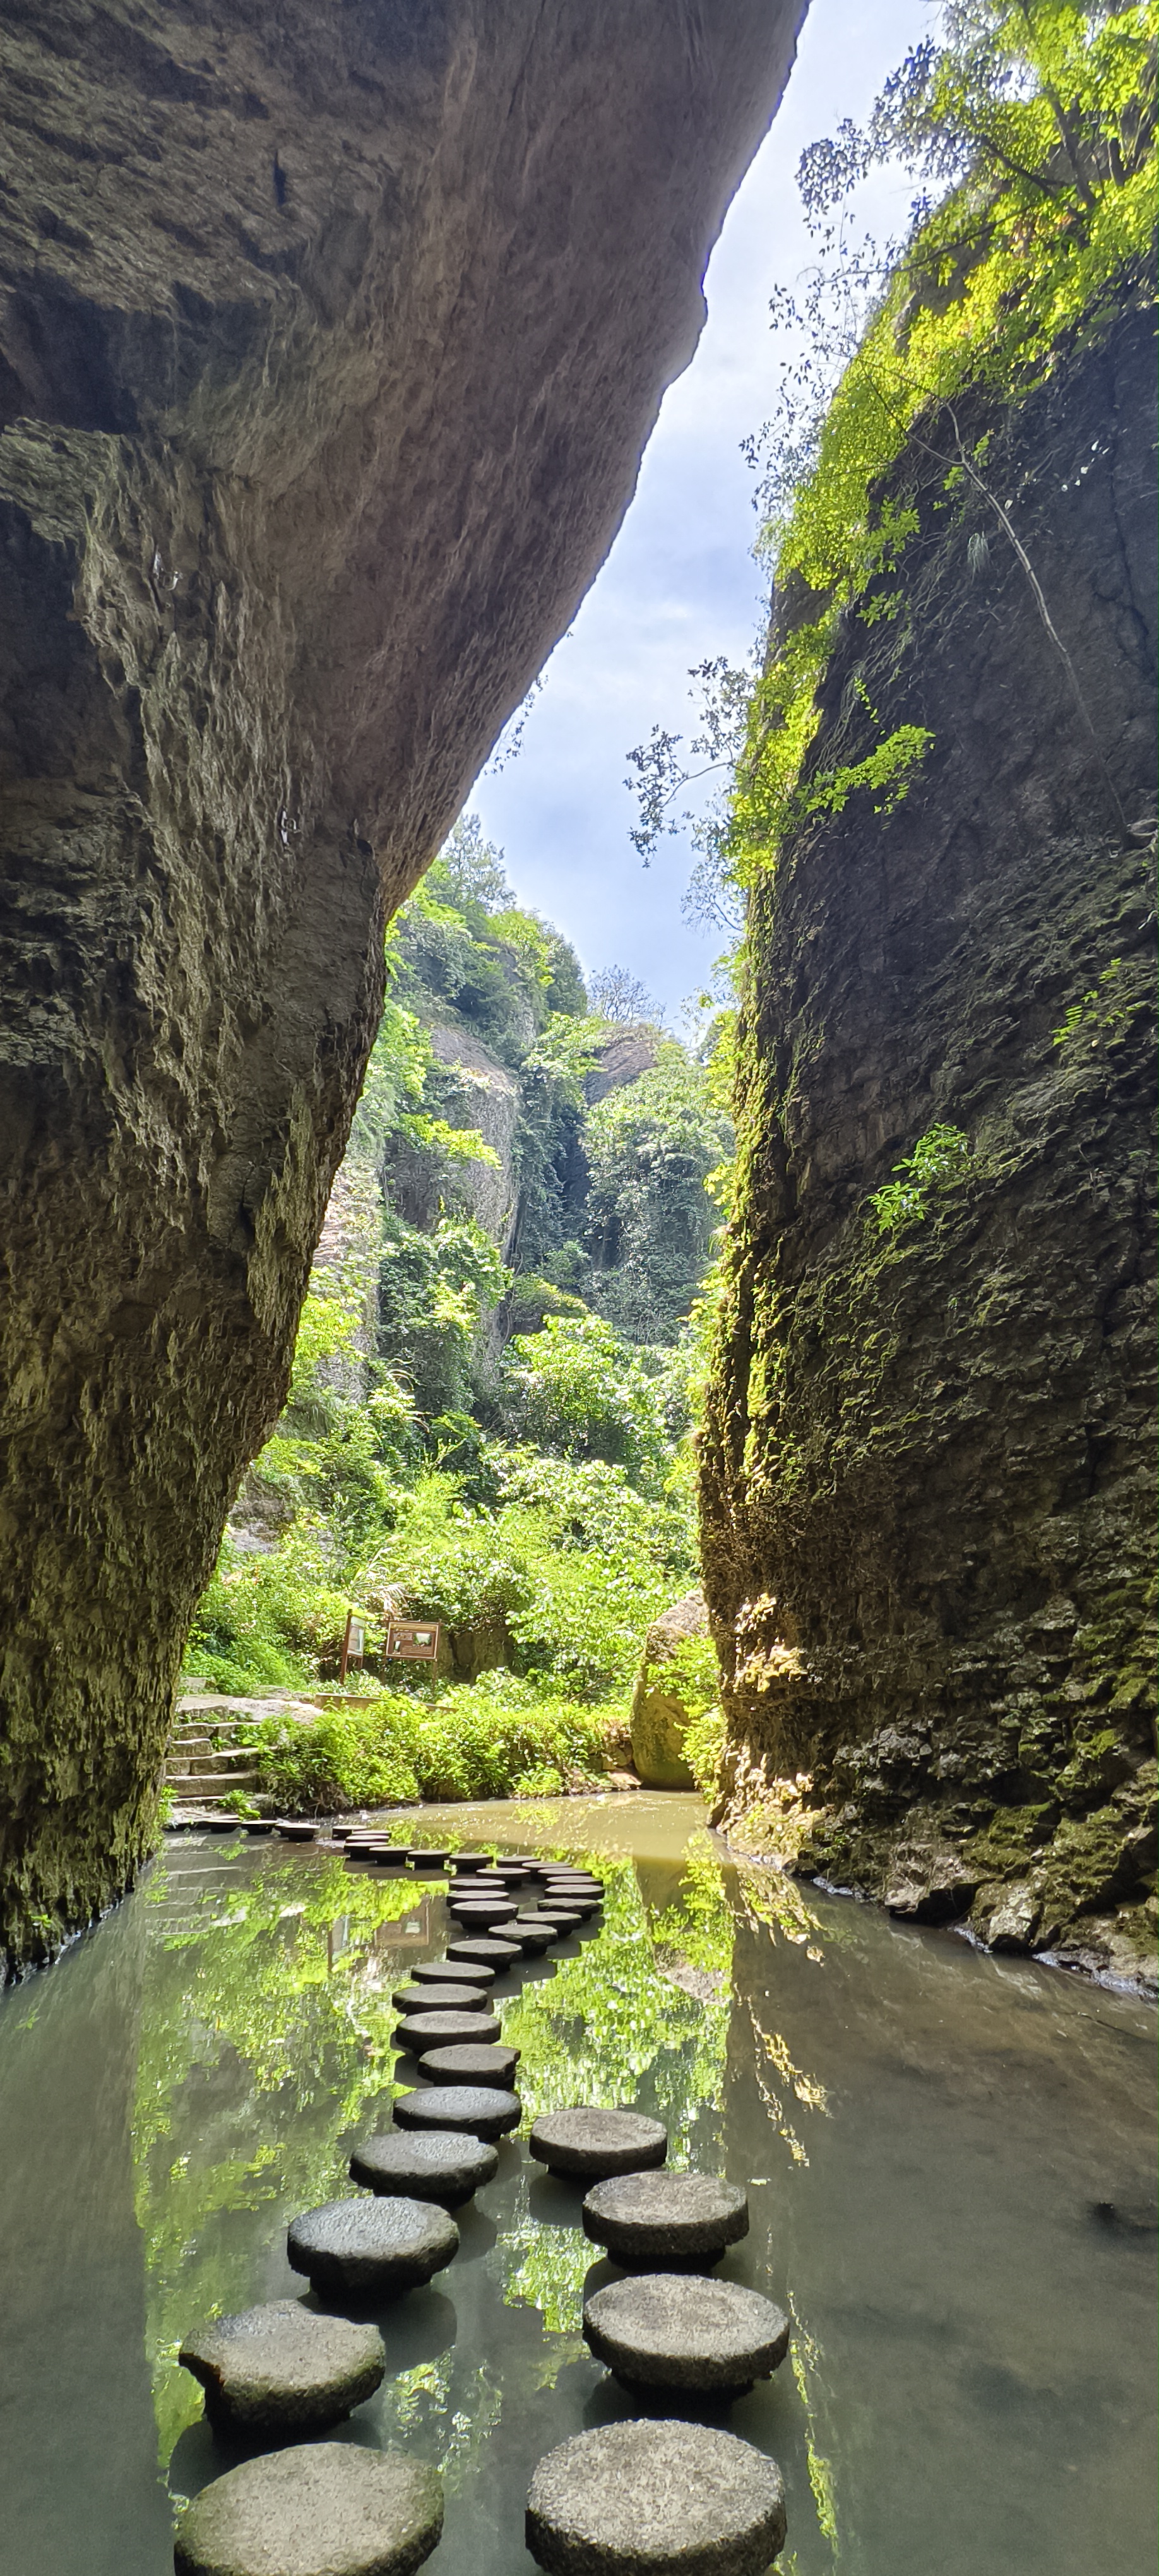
left=0, top=1793, right=1153, bottom=2576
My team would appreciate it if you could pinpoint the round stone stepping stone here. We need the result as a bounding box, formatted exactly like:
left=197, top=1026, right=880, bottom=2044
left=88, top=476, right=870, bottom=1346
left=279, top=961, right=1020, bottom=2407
left=394, top=2085, right=521, bottom=2141
left=529, top=2108, right=667, bottom=2181
left=178, top=2300, right=384, bottom=2439
left=391, top=1981, right=494, bottom=2016
left=583, top=2274, right=790, bottom=2396
left=367, top=1846, right=408, bottom=1868
left=449, top=1895, right=517, bottom=1920
left=531, top=1908, right=583, bottom=1931
left=418, top=2041, right=520, bottom=2089
left=275, top=1821, right=316, bottom=1841
left=504, top=1919, right=557, bottom=1953
left=174, top=2442, right=443, bottom=2576
left=410, top=1957, right=495, bottom=1988
left=349, top=2130, right=498, bottom=2207
left=408, top=1848, right=449, bottom=1872
left=287, top=2196, right=458, bottom=2298
left=582, top=2173, right=749, bottom=2270
left=447, top=1936, right=521, bottom=1968
left=448, top=1851, right=491, bottom=1872
left=525, top=2421, right=785, bottom=2576
left=394, top=2008, right=501, bottom=2052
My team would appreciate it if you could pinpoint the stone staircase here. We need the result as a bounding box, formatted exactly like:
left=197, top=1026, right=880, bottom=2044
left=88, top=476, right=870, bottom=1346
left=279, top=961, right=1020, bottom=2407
left=165, top=1712, right=264, bottom=1815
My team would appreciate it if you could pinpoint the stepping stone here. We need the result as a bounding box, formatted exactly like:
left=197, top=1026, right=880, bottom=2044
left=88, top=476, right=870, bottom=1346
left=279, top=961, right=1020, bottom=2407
left=418, top=2041, right=520, bottom=2089
left=525, top=2421, right=785, bottom=2575
left=529, top=2108, right=667, bottom=2181
left=408, top=1847, right=450, bottom=1868
left=448, top=1852, right=491, bottom=1873
left=583, top=2274, right=790, bottom=2395
left=449, top=1899, right=517, bottom=1924
left=349, top=2130, right=498, bottom=2207
left=530, top=1909, right=583, bottom=1931
left=393, top=2008, right=501, bottom=2051
left=447, top=1936, right=521, bottom=1968
left=391, top=1981, right=494, bottom=2015
left=178, top=2300, right=384, bottom=2439
left=367, top=1847, right=408, bottom=1868
left=582, top=2173, right=749, bottom=2270
left=287, top=2196, right=458, bottom=2298
left=394, top=2085, right=521, bottom=2141
left=174, top=2442, right=443, bottom=2576
left=504, top=1919, right=557, bottom=1953
left=275, top=1822, right=316, bottom=1842
left=409, top=1957, right=495, bottom=1988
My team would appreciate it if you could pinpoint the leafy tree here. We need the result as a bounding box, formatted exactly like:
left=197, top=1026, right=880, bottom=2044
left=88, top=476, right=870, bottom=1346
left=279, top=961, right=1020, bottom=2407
left=588, top=965, right=660, bottom=1024
left=583, top=1043, right=734, bottom=1342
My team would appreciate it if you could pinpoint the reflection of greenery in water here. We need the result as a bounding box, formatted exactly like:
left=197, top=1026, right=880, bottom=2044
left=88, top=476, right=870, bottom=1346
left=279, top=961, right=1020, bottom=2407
left=134, top=1848, right=433, bottom=2464
left=133, top=1828, right=841, bottom=2550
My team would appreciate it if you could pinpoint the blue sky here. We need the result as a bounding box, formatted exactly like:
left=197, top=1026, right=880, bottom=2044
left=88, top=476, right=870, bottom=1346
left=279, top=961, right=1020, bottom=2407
left=468, top=0, right=934, bottom=1018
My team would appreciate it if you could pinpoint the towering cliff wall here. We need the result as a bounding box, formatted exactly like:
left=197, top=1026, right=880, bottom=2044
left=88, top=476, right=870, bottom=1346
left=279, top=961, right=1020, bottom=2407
left=702, top=304, right=1157, bottom=1989
left=0, top=0, right=805, bottom=1973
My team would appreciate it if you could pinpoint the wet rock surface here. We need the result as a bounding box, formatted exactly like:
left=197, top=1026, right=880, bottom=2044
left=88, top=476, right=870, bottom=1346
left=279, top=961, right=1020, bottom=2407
left=394, top=2085, right=522, bottom=2141
left=630, top=1592, right=708, bottom=1790
left=582, top=2173, right=749, bottom=2269
left=287, top=2197, right=458, bottom=2298
left=177, top=2301, right=384, bottom=2438
left=583, top=2274, right=790, bottom=2394
left=529, top=2108, right=667, bottom=2180
left=525, top=2419, right=787, bottom=2574
left=348, top=2131, right=498, bottom=2207
left=174, top=2440, right=443, bottom=2576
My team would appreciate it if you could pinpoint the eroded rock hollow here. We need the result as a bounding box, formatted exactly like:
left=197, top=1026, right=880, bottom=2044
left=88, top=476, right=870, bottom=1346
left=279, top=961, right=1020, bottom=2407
left=702, top=305, right=1157, bottom=1989
left=0, top=0, right=804, bottom=1972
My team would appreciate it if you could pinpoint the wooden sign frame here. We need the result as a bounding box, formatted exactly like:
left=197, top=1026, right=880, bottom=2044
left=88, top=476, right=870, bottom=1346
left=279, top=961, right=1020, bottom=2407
left=383, top=1619, right=441, bottom=1666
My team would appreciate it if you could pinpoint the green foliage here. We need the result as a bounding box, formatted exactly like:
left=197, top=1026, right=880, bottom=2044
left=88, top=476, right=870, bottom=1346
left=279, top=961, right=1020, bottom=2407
left=868, top=1122, right=972, bottom=1234
left=681, top=1703, right=727, bottom=1803
left=583, top=1043, right=734, bottom=1342
left=500, top=1315, right=677, bottom=1484
left=634, top=3, right=1155, bottom=909
left=1052, top=956, right=1133, bottom=1045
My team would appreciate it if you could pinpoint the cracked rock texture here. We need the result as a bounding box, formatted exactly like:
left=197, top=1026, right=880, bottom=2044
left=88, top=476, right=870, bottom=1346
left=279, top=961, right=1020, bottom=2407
left=702, top=303, right=1157, bottom=1993
left=0, top=0, right=805, bottom=1974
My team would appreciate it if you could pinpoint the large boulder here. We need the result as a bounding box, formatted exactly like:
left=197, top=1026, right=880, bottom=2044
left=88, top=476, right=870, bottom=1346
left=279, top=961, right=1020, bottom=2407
left=0, top=0, right=803, bottom=1974
left=630, top=1590, right=713, bottom=1789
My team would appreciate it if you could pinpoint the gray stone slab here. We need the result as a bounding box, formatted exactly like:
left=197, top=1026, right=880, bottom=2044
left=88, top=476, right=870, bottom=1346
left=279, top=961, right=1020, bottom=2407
left=503, top=1919, right=557, bottom=1952
left=178, top=2301, right=384, bottom=2439
left=391, top=1982, right=493, bottom=2015
left=287, top=2196, right=458, bottom=2298
left=394, top=2085, right=522, bottom=2141
left=348, top=2130, right=498, bottom=2206
left=174, top=2440, right=443, bottom=2576
left=583, top=2274, right=790, bottom=2394
left=582, top=2173, right=749, bottom=2269
left=409, top=1959, right=495, bottom=1988
left=393, top=2008, right=501, bottom=2051
left=529, top=2108, right=667, bottom=2181
left=446, top=1936, right=521, bottom=1967
left=417, top=2042, right=520, bottom=2089
left=525, top=2419, right=786, bottom=2575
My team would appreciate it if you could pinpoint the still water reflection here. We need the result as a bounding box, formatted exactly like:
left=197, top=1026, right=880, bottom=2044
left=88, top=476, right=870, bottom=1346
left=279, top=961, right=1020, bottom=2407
left=0, top=1792, right=1153, bottom=2576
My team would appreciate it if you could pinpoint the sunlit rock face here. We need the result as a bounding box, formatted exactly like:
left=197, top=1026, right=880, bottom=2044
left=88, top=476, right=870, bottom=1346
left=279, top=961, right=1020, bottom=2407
left=701, top=304, right=1157, bottom=1989
left=0, top=0, right=805, bottom=1974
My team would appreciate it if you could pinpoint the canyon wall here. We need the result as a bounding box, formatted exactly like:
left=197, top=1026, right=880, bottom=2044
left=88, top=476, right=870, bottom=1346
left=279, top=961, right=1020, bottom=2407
left=702, top=304, right=1157, bottom=1990
left=0, top=0, right=805, bottom=1972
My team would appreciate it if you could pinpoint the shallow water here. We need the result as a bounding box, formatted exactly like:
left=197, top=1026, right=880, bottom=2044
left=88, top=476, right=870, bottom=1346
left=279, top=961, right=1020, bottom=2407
left=0, top=1792, right=1153, bottom=2576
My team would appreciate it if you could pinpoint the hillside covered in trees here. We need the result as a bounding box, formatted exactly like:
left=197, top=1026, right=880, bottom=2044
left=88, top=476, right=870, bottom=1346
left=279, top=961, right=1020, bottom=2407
left=186, top=821, right=731, bottom=1802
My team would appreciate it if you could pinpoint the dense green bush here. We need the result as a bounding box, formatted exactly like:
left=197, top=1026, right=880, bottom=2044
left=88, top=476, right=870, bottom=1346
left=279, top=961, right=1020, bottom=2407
left=254, top=1674, right=615, bottom=1815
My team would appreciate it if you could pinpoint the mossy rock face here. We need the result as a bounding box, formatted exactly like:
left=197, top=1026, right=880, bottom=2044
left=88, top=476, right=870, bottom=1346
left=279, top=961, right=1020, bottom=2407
left=630, top=1592, right=710, bottom=1789
left=699, top=304, right=1158, bottom=1992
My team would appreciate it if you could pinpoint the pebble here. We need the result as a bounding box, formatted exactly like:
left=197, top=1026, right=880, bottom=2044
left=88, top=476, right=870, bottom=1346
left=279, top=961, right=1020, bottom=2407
left=287, top=2196, right=458, bottom=2298
left=529, top=2108, right=667, bottom=2181
left=391, top=1982, right=493, bottom=2015
left=583, top=2274, right=790, bottom=2395
left=174, top=2441, right=443, bottom=2576
left=348, top=2130, right=498, bottom=2206
left=177, top=2301, right=383, bottom=2439
left=582, top=2173, right=749, bottom=2269
left=417, top=2041, right=520, bottom=2089
left=394, top=2085, right=522, bottom=2142
left=393, top=2008, right=501, bottom=2051
left=525, top=2420, right=786, bottom=2574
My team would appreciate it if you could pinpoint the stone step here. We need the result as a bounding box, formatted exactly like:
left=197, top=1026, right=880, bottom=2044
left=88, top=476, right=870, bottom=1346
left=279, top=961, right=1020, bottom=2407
left=170, top=1743, right=261, bottom=1768
left=166, top=1770, right=261, bottom=1797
